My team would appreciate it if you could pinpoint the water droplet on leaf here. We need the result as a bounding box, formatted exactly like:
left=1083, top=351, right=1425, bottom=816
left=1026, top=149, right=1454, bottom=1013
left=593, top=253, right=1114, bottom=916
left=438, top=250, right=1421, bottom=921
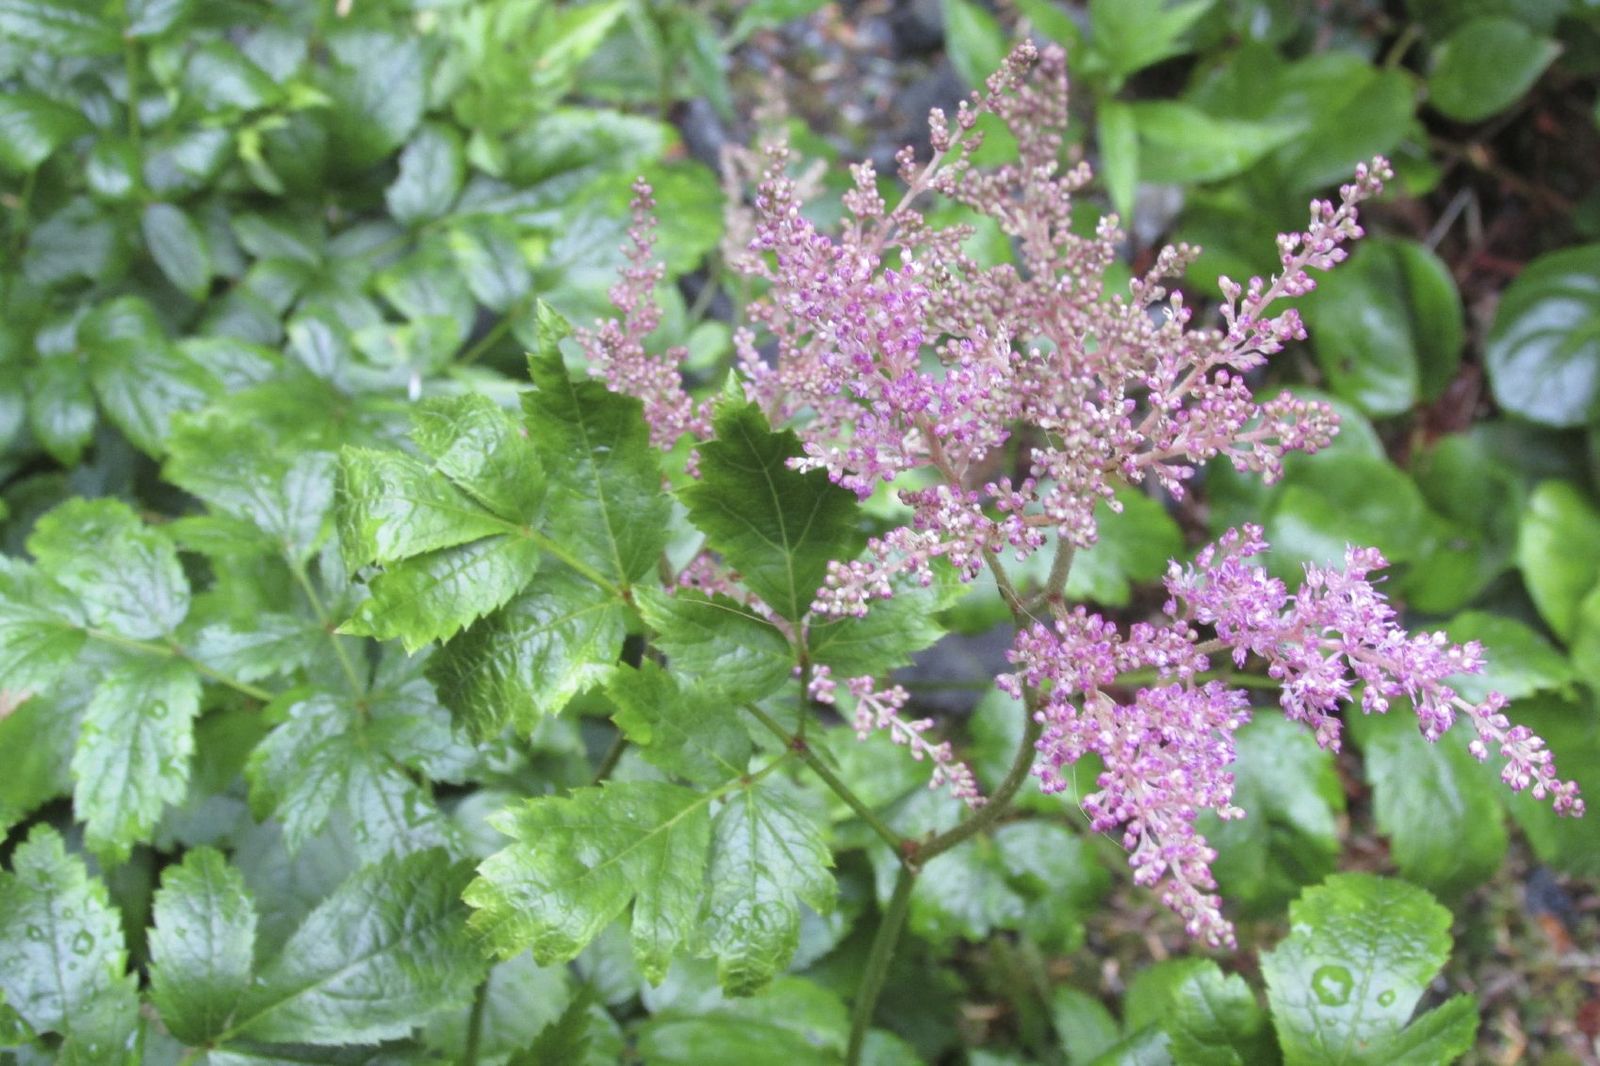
left=1377, top=989, right=1396, bottom=1007
left=24, top=924, right=45, bottom=942
left=1311, top=964, right=1352, bottom=1007
left=71, top=930, right=95, bottom=955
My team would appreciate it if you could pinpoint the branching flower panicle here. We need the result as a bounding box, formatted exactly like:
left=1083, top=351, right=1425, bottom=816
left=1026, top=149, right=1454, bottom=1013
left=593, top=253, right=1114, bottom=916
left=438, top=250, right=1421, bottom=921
left=578, top=41, right=1583, bottom=942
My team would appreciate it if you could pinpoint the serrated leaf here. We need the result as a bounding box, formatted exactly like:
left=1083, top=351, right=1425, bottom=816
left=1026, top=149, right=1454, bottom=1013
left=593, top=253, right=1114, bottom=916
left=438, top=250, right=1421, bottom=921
left=337, top=448, right=515, bottom=569
left=188, top=615, right=322, bottom=683
left=1350, top=710, right=1507, bottom=897
left=609, top=661, right=753, bottom=786
left=807, top=572, right=957, bottom=676
left=1052, top=987, right=1120, bottom=1066
left=246, top=694, right=453, bottom=861
left=449, top=218, right=532, bottom=314
left=28, top=497, right=190, bottom=639
left=148, top=847, right=257, bottom=1044
left=636, top=587, right=794, bottom=703
left=0, top=689, right=79, bottom=838
left=0, top=558, right=86, bottom=694
left=637, top=974, right=848, bottom=1065
left=0, top=826, right=138, bottom=1055
left=1165, top=963, right=1272, bottom=1066
left=1441, top=610, right=1577, bottom=704
left=82, top=296, right=221, bottom=454
left=166, top=417, right=335, bottom=564
left=1262, top=874, right=1476, bottom=1066
left=323, top=29, right=425, bottom=171
left=993, top=821, right=1109, bottom=951
left=428, top=566, right=627, bottom=735
left=25, top=357, right=96, bottom=465
left=681, top=398, right=863, bottom=621
left=705, top=783, right=835, bottom=995
left=72, top=656, right=201, bottom=860
left=143, top=202, right=212, bottom=300
left=0, top=92, right=89, bottom=173
left=410, top=393, right=546, bottom=523
left=1367, top=993, right=1479, bottom=1063
left=525, top=352, right=670, bottom=586
left=341, top=534, right=541, bottom=653
left=233, top=849, right=482, bottom=1044
left=1200, top=715, right=1343, bottom=914
left=386, top=122, right=465, bottom=226
left=467, top=781, right=713, bottom=978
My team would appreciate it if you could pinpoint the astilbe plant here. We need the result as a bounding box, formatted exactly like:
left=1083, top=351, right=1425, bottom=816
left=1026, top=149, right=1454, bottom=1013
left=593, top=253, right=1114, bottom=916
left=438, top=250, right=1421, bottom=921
left=578, top=41, right=1583, bottom=953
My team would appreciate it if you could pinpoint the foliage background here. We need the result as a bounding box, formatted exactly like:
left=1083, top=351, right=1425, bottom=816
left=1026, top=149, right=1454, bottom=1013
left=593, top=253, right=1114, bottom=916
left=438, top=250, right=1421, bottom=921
left=0, top=0, right=1598, bottom=1063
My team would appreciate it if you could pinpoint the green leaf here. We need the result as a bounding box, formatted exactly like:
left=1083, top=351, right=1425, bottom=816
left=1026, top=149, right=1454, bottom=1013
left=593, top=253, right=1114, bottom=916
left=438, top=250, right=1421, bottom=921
left=994, top=821, right=1109, bottom=952
left=72, top=656, right=200, bottom=860
left=428, top=565, right=627, bottom=735
left=1303, top=238, right=1464, bottom=417
left=386, top=122, right=465, bottom=226
left=525, top=348, right=670, bottom=586
left=142, top=203, right=212, bottom=301
left=337, top=448, right=514, bottom=569
left=0, top=558, right=87, bottom=693
left=183, top=39, right=281, bottom=113
left=234, top=849, right=482, bottom=1044
left=807, top=569, right=959, bottom=676
left=0, top=92, right=89, bottom=173
left=636, top=587, right=794, bottom=703
left=0, top=826, right=138, bottom=1056
left=1440, top=610, right=1578, bottom=704
left=1090, top=0, right=1213, bottom=79
left=1201, top=716, right=1342, bottom=914
left=1063, top=489, right=1183, bottom=606
left=1165, top=963, right=1272, bottom=1066
left=1484, top=244, right=1600, bottom=427
left=448, top=218, right=533, bottom=313
left=24, top=197, right=125, bottom=287
left=148, top=847, right=257, bottom=1045
left=124, top=0, right=191, bottom=37
left=1349, top=711, right=1507, bottom=898
left=1097, top=100, right=1139, bottom=221
left=82, top=296, right=221, bottom=453
left=705, top=782, right=835, bottom=995
left=1429, top=17, right=1559, bottom=122
left=636, top=977, right=848, bottom=1066
left=941, top=0, right=1009, bottom=91
left=0, top=686, right=78, bottom=838
left=0, top=0, right=120, bottom=56
left=342, top=534, right=542, bottom=653
left=682, top=397, right=863, bottom=621
left=323, top=29, right=425, bottom=170
left=411, top=393, right=546, bottom=523
left=1516, top=480, right=1600, bottom=640
left=1497, top=693, right=1600, bottom=877
left=25, top=357, right=96, bottom=465
left=28, top=497, right=190, bottom=639
left=1131, top=102, right=1300, bottom=185
left=467, top=781, right=713, bottom=978
left=1262, top=874, right=1478, bottom=1066
left=1272, top=66, right=1415, bottom=193
left=246, top=694, right=455, bottom=860
left=730, top=0, right=829, bottom=42
left=608, top=661, right=754, bottom=787
left=1052, top=987, right=1120, bottom=1066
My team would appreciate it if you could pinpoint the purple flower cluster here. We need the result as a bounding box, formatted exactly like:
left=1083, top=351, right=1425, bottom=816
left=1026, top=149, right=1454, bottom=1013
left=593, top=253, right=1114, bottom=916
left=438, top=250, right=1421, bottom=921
left=1001, top=527, right=1583, bottom=946
left=577, top=42, right=1583, bottom=941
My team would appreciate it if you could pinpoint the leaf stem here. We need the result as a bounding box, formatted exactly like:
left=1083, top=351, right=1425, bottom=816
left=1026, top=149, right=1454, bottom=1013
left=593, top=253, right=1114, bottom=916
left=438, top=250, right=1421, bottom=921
left=83, top=627, right=275, bottom=702
left=526, top=528, right=623, bottom=600
left=742, top=701, right=907, bottom=857
left=463, top=970, right=491, bottom=1066
left=846, top=863, right=916, bottom=1065
left=289, top=560, right=368, bottom=697
left=457, top=300, right=525, bottom=367
left=917, top=694, right=1043, bottom=863
left=591, top=731, right=628, bottom=784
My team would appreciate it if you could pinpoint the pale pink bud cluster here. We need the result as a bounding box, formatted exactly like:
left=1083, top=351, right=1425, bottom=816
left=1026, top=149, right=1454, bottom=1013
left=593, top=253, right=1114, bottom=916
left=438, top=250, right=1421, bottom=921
left=576, top=178, right=711, bottom=449
left=809, top=666, right=983, bottom=807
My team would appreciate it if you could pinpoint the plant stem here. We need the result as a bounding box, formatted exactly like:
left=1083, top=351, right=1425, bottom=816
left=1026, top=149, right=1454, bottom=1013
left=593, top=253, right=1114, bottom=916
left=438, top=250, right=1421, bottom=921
left=463, top=971, right=491, bottom=1066
left=457, top=302, right=523, bottom=366
left=591, top=731, right=628, bottom=784
left=122, top=8, right=142, bottom=157
left=917, top=694, right=1044, bottom=863
left=742, top=701, right=907, bottom=856
left=847, top=864, right=916, bottom=1065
